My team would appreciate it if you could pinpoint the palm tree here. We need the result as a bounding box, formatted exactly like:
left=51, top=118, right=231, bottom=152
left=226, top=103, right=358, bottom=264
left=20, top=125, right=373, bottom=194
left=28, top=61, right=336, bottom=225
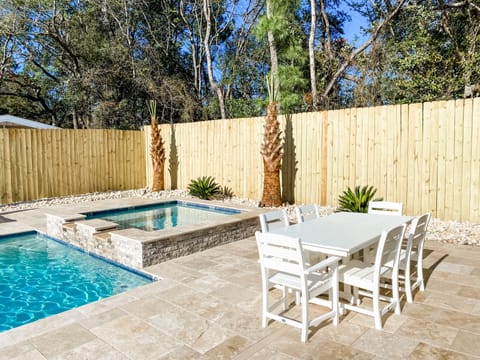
left=261, top=74, right=283, bottom=207
left=148, top=100, right=166, bottom=191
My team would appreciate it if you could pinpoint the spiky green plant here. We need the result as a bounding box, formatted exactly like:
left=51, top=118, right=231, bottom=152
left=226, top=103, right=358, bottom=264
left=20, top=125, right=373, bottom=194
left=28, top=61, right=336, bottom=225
left=188, top=176, right=221, bottom=200
left=338, top=185, right=382, bottom=213
left=218, top=185, right=234, bottom=199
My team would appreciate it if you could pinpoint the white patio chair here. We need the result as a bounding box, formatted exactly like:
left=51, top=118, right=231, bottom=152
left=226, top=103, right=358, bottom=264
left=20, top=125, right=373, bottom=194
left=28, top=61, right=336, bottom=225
left=368, top=201, right=403, bottom=216
left=259, top=209, right=289, bottom=232
left=294, top=204, right=321, bottom=223
left=364, top=201, right=403, bottom=263
left=294, top=204, right=326, bottom=265
left=382, top=213, right=431, bottom=303
left=255, top=231, right=340, bottom=342
left=339, top=224, right=406, bottom=330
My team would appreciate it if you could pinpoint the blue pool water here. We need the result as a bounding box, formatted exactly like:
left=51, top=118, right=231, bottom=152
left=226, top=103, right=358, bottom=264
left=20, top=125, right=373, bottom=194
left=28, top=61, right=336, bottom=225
left=0, top=232, right=152, bottom=332
left=86, top=201, right=241, bottom=231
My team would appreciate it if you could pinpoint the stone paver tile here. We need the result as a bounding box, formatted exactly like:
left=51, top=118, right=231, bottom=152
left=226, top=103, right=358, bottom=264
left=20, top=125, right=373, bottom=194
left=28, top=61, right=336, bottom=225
left=434, top=262, right=475, bottom=275
left=352, top=328, right=419, bottom=359
left=401, top=303, right=443, bottom=322
left=445, top=256, right=480, bottom=268
left=120, top=297, right=172, bottom=319
left=430, top=271, right=480, bottom=289
left=408, top=342, right=475, bottom=360
left=204, top=282, right=259, bottom=310
left=29, top=324, right=96, bottom=359
left=314, top=320, right=370, bottom=346
left=270, top=328, right=374, bottom=360
left=147, top=304, right=234, bottom=354
left=0, top=340, right=40, bottom=360
left=423, top=292, right=479, bottom=314
left=155, top=283, right=212, bottom=309
left=159, top=345, right=208, bottom=359
left=433, top=309, right=480, bottom=334
left=50, top=338, right=128, bottom=360
left=185, top=274, right=233, bottom=293
left=211, top=308, right=278, bottom=342
left=11, top=350, right=47, bottom=360
left=122, top=278, right=179, bottom=298
left=235, top=347, right=297, bottom=360
left=176, top=256, right=220, bottom=271
left=3, top=309, right=86, bottom=344
left=458, top=285, right=480, bottom=301
left=203, top=335, right=252, bottom=359
left=146, top=262, right=205, bottom=283
left=449, top=330, right=480, bottom=357
left=423, top=278, right=463, bottom=295
left=79, top=308, right=128, bottom=329
left=395, top=318, right=459, bottom=347
left=90, top=314, right=180, bottom=360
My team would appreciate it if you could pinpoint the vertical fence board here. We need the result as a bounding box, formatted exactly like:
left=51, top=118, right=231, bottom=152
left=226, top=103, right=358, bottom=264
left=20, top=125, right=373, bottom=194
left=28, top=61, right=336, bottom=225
left=462, top=99, right=473, bottom=221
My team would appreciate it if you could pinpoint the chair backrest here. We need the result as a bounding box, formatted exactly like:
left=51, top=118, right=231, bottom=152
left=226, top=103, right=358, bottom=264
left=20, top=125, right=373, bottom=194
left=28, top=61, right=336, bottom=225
left=255, top=231, right=305, bottom=277
left=368, top=201, right=403, bottom=216
left=259, top=209, right=289, bottom=232
left=295, top=204, right=321, bottom=223
left=406, top=213, right=431, bottom=255
left=374, top=224, right=407, bottom=280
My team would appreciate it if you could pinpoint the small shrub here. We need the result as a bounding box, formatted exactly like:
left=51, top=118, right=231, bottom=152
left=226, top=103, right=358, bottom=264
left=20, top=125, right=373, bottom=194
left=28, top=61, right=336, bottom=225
left=188, top=176, right=221, bottom=200
left=338, top=185, right=382, bottom=213
left=218, top=185, right=234, bottom=199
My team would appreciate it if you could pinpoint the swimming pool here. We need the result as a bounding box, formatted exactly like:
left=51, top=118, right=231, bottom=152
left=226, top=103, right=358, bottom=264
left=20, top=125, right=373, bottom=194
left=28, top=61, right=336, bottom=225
left=0, top=232, right=152, bottom=332
left=85, top=201, right=241, bottom=231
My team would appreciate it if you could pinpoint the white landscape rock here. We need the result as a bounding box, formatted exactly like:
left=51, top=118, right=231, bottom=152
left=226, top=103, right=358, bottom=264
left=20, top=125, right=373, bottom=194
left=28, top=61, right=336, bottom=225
left=1, top=189, right=478, bottom=246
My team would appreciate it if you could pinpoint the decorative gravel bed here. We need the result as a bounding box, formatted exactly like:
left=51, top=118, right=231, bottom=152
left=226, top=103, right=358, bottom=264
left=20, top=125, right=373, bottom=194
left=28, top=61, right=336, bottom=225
left=1, top=189, right=478, bottom=246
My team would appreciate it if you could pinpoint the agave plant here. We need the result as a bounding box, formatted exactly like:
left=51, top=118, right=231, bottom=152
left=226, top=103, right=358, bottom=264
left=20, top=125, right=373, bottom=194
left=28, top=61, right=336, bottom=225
left=338, top=185, right=382, bottom=213
left=188, top=176, right=221, bottom=200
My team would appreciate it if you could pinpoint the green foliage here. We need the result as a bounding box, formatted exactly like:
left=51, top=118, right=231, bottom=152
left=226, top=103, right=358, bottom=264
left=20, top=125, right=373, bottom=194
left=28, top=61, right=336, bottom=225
left=188, top=176, right=221, bottom=200
left=337, top=185, right=382, bottom=213
left=218, top=185, right=234, bottom=199
left=187, top=176, right=235, bottom=200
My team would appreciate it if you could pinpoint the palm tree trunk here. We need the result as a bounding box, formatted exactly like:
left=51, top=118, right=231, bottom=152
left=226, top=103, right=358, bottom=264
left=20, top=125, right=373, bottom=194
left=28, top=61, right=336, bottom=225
left=261, top=102, right=283, bottom=207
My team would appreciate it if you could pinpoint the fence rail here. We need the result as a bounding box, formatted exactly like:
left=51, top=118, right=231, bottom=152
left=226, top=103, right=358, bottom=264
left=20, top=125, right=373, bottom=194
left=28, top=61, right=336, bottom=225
left=0, top=129, right=145, bottom=204
left=145, top=98, right=480, bottom=222
left=1, top=98, right=478, bottom=222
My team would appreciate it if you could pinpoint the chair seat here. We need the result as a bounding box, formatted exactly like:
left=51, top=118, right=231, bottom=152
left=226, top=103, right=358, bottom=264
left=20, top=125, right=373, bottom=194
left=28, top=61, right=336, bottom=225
left=270, top=271, right=334, bottom=294
left=339, top=260, right=391, bottom=290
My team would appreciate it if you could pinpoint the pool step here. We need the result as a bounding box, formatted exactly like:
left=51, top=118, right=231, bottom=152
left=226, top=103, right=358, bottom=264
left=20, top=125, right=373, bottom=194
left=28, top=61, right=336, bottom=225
left=93, top=231, right=113, bottom=244
left=62, top=222, right=77, bottom=235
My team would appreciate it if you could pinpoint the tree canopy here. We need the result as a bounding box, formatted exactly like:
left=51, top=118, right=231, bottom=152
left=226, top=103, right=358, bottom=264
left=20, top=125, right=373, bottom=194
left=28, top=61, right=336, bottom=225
left=1, top=0, right=478, bottom=128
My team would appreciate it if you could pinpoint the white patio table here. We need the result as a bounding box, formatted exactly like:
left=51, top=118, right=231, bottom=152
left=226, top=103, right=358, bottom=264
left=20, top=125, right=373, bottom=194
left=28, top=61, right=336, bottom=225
left=270, top=212, right=414, bottom=258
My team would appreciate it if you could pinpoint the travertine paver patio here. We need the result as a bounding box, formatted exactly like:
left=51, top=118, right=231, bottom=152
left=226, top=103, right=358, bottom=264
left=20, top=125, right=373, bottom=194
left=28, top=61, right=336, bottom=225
left=0, top=203, right=479, bottom=359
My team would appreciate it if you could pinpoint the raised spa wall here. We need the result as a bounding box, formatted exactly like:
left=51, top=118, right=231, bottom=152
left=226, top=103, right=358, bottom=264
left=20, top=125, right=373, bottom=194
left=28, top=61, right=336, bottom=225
left=46, top=202, right=263, bottom=269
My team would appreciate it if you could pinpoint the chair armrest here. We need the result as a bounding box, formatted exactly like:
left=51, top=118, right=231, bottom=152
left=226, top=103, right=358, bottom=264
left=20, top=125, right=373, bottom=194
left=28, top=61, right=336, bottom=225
left=305, top=256, right=341, bottom=274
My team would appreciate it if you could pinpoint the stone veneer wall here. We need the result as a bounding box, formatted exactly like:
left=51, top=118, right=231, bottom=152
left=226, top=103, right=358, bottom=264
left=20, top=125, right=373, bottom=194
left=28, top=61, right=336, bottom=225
left=46, top=211, right=261, bottom=269
left=140, top=216, right=260, bottom=267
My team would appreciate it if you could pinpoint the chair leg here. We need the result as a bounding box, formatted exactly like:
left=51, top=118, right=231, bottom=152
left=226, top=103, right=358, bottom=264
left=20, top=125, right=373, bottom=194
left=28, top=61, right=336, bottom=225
left=417, top=260, right=425, bottom=291
left=392, top=272, right=401, bottom=314
left=332, top=271, right=339, bottom=326
left=262, top=283, right=268, bottom=328
left=405, top=263, right=413, bottom=304
left=373, top=289, right=382, bottom=330
left=282, top=286, right=288, bottom=310
left=301, top=296, right=308, bottom=342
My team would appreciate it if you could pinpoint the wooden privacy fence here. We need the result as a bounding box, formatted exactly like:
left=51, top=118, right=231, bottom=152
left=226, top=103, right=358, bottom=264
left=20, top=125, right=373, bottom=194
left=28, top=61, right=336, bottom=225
left=145, top=98, right=480, bottom=222
left=0, top=129, right=146, bottom=204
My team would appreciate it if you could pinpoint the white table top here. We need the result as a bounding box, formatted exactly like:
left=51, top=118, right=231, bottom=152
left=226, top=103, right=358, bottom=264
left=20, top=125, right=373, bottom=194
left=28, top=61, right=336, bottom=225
left=270, top=212, right=414, bottom=257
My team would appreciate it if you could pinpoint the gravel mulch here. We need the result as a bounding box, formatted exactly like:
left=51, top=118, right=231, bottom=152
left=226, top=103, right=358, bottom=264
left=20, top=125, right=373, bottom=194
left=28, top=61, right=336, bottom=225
left=1, top=189, right=478, bottom=246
